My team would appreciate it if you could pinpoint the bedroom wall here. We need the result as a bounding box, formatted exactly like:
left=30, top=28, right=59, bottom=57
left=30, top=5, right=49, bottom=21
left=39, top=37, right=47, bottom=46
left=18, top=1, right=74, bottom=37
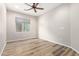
left=7, top=10, right=38, bottom=42
left=0, top=4, right=6, bottom=55
left=70, top=3, right=79, bottom=51
left=38, top=4, right=71, bottom=46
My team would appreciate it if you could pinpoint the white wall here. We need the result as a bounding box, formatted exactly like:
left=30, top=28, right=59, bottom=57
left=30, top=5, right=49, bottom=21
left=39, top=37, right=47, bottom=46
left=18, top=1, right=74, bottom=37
left=70, top=4, right=79, bottom=51
left=38, top=4, right=71, bottom=46
left=0, top=4, right=6, bottom=55
left=7, top=10, right=38, bottom=42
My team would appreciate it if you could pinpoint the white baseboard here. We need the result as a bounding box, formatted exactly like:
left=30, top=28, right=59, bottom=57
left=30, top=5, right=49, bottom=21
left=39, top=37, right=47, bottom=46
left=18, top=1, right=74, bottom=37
left=7, top=38, right=38, bottom=43
left=39, top=38, right=79, bottom=54
left=0, top=41, right=6, bottom=56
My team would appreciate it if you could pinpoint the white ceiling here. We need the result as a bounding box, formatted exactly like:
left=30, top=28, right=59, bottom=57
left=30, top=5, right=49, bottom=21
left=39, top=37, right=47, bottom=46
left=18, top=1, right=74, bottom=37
left=6, top=3, right=62, bottom=16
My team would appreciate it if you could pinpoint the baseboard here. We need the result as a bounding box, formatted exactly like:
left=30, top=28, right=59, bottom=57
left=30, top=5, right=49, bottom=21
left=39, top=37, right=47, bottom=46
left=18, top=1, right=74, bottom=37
left=39, top=38, right=79, bottom=54
left=7, top=38, right=38, bottom=43
left=0, top=41, right=6, bottom=56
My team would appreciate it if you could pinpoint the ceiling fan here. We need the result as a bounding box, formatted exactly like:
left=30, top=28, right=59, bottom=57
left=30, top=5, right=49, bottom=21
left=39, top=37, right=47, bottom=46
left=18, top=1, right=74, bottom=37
left=24, top=3, right=44, bottom=13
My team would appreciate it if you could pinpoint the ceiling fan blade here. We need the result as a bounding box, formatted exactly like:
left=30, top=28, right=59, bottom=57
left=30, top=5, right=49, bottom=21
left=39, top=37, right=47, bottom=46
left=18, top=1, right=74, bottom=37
left=34, top=8, right=37, bottom=13
left=25, top=3, right=32, bottom=7
left=36, top=7, right=44, bottom=10
left=24, top=8, right=33, bottom=11
left=35, top=3, right=39, bottom=6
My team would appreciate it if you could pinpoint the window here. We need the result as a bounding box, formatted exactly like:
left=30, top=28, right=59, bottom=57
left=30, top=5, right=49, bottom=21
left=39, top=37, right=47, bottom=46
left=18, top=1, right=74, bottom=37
left=15, top=17, right=30, bottom=32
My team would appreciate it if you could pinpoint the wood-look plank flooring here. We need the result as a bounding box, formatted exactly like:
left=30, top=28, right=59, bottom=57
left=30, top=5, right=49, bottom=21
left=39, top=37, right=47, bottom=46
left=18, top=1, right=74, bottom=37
left=2, top=39, right=79, bottom=56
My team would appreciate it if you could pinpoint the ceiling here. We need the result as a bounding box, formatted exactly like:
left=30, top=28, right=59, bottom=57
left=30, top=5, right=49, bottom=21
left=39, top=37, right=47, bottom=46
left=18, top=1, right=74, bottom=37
left=6, top=3, right=62, bottom=16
